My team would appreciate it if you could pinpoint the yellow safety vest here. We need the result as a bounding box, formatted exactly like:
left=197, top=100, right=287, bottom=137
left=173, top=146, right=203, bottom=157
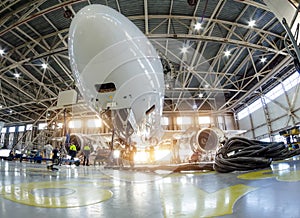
left=70, top=144, right=77, bottom=151
left=84, top=145, right=91, bottom=151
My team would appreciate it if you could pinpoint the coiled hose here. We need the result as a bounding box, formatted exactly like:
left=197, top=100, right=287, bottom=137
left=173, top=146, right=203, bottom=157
left=213, top=137, right=300, bottom=173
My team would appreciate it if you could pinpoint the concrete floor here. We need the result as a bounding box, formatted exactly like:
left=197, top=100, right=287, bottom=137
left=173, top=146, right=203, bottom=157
left=1, top=158, right=300, bottom=218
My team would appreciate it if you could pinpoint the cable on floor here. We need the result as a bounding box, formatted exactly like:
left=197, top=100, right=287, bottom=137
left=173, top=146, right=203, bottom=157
left=213, top=137, right=300, bottom=173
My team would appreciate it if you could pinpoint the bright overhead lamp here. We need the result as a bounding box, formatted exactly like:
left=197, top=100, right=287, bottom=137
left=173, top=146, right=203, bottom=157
left=14, top=73, right=20, bottom=78
left=248, top=20, right=256, bottom=28
left=260, top=57, right=267, bottom=63
left=0, top=49, right=5, bottom=55
left=224, top=50, right=231, bottom=57
left=180, top=46, right=189, bottom=54
left=41, top=63, right=48, bottom=69
left=194, top=22, right=202, bottom=30
left=198, top=93, right=204, bottom=98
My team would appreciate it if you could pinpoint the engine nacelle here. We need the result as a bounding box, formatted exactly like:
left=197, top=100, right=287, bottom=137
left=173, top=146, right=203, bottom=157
left=189, top=127, right=225, bottom=153
left=68, top=5, right=164, bottom=142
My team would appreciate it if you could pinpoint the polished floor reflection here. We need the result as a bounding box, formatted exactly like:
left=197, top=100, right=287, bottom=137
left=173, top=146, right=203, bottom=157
left=1, top=158, right=300, bottom=218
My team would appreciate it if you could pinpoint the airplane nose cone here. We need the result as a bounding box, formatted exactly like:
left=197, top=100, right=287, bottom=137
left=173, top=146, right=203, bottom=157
left=68, top=4, right=164, bottom=143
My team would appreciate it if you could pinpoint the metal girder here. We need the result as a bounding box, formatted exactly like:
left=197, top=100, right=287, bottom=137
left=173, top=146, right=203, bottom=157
left=148, top=33, right=286, bottom=55
left=0, top=0, right=295, bottom=125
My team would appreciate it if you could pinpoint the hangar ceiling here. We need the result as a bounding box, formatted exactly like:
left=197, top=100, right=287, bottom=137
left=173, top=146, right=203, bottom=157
left=0, top=0, right=296, bottom=125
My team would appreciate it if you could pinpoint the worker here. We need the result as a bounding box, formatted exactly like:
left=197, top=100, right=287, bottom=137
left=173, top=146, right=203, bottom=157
left=44, top=143, right=53, bottom=163
left=129, top=144, right=137, bottom=168
left=52, top=146, right=59, bottom=164
left=69, top=142, right=77, bottom=163
left=83, top=143, right=91, bottom=166
left=149, top=145, right=155, bottom=164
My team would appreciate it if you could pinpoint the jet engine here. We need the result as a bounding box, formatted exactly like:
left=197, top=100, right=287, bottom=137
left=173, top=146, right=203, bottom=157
left=183, top=127, right=225, bottom=161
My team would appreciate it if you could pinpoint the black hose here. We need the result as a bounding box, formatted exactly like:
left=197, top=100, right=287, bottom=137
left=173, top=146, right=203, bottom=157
left=213, top=137, right=300, bottom=173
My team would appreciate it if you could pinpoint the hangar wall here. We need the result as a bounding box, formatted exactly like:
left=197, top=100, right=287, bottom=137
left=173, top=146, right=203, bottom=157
left=237, top=73, right=300, bottom=141
left=0, top=112, right=236, bottom=150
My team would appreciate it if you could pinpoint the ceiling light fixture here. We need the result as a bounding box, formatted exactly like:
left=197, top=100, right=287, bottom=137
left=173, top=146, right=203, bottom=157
left=41, top=63, right=48, bottom=69
left=14, top=73, right=20, bottom=78
left=248, top=20, right=256, bottom=28
left=180, top=46, right=189, bottom=54
left=198, top=93, right=204, bottom=98
left=0, top=49, right=5, bottom=55
left=224, top=50, right=231, bottom=57
left=194, top=22, right=202, bottom=30
left=260, top=57, right=267, bottom=63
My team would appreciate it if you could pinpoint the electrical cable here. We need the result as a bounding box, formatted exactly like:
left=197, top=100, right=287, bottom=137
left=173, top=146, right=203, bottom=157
left=213, top=137, right=300, bottom=173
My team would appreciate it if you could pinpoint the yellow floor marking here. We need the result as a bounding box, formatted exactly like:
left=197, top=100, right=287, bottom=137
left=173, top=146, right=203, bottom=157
left=1, top=181, right=113, bottom=208
left=238, top=168, right=300, bottom=182
left=160, top=183, right=257, bottom=217
left=237, top=169, right=275, bottom=180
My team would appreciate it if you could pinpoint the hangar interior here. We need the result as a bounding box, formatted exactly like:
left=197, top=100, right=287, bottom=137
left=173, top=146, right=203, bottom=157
left=1, top=0, right=300, bottom=217
left=1, top=0, right=300, bottom=152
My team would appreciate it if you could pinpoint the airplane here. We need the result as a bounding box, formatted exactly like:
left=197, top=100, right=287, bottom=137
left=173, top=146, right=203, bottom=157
left=67, top=4, right=245, bottom=160
left=68, top=4, right=165, bottom=148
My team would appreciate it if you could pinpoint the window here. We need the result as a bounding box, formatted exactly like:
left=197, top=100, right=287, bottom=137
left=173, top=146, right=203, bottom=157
left=26, top=124, right=33, bottom=131
left=198, top=116, right=211, bottom=124
left=87, top=119, right=102, bottom=128
left=95, top=82, right=116, bottom=93
left=282, top=71, right=300, bottom=91
left=237, top=99, right=263, bottom=120
left=9, top=126, right=16, bottom=133
left=69, top=120, right=82, bottom=128
left=18, top=126, right=25, bottom=132
left=265, top=84, right=284, bottom=103
left=248, top=99, right=262, bottom=113
left=177, top=117, right=192, bottom=125
left=237, top=107, right=249, bottom=120
left=38, top=123, right=47, bottom=130
left=161, top=117, right=169, bottom=126
left=1, top=127, right=7, bottom=133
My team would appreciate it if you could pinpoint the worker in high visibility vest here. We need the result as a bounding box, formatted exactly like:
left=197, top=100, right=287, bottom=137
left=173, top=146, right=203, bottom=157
left=69, top=142, right=77, bottom=161
left=83, top=143, right=91, bottom=166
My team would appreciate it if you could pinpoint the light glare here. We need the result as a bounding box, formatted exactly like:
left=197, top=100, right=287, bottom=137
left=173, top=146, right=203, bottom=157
left=42, top=63, right=48, bottom=69
left=224, top=50, right=231, bottom=57
left=260, top=57, right=267, bottom=63
left=180, top=46, right=189, bottom=54
left=14, top=73, right=20, bottom=78
left=194, top=22, right=202, bottom=30
left=248, top=20, right=256, bottom=27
